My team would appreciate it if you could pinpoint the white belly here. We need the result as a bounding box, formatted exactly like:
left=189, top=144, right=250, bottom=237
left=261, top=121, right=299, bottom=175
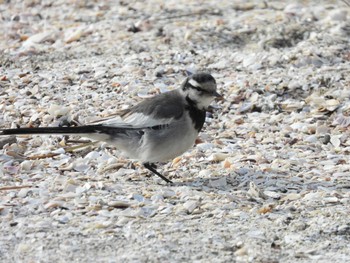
left=139, top=118, right=199, bottom=163
left=99, top=115, right=200, bottom=164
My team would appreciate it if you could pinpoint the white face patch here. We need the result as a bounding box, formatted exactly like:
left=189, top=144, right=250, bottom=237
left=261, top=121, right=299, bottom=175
left=196, top=96, right=215, bottom=110
left=181, top=76, right=217, bottom=110
left=188, top=79, right=201, bottom=88
left=187, top=88, right=215, bottom=110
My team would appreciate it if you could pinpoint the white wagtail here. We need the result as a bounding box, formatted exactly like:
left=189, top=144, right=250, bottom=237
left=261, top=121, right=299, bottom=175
left=0, top=73, right=221, bottom=183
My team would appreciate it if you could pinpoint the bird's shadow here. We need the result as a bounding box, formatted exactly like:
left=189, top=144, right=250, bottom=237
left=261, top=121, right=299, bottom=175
left=163, top=169, right=347, bottom=196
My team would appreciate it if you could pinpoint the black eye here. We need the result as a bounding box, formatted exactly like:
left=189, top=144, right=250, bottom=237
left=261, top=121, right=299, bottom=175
left=194, top=86, right=203, bottom=92
left=188, top=82, right=205, bottom=93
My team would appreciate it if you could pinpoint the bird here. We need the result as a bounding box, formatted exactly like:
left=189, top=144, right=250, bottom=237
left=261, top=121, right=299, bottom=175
left=0, top=72, right=221, bottom=184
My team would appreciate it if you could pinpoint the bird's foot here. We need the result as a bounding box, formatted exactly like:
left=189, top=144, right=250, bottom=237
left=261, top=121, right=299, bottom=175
left=143, top=163, right=173, bottom=184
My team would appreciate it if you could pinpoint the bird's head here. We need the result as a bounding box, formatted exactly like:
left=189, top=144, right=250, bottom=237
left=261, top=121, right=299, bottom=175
left=181, top=73, right=221, bottom=110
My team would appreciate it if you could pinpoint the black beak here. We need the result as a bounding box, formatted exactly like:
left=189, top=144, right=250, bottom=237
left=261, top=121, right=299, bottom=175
left=213, top=91, right=224, bottom=100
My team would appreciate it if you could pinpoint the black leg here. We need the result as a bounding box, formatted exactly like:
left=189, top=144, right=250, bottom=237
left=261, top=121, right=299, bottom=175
left=143, top=163, right=173, bottom=184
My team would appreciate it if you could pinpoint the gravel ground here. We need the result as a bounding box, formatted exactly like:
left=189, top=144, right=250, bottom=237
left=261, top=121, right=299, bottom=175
left=1, top=0, right=350, bottom=262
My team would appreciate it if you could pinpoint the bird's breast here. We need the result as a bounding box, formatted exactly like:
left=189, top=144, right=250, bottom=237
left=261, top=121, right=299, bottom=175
left=186, top=106, right=206, bottom=132
left=139, top=116, right=199, bottom=163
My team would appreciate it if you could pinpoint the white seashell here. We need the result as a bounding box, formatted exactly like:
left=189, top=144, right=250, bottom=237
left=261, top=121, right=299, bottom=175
left=57, top=216, right=70, bottom=224
left=208, top=153, right=230, bottom=162
left=248, top=182, right=265, bottom=199
left=120, top=207, right=141, bottom=217
left=50, top=156, right=70, bottom=168
left=328, top=9, right=348, bottom=22
left=30, top=85, right=39, bottom=95
left=29, top=113, right=41, bottom=122
left=74, top=198, right=88, bottom=207
left=17, top=244, right=31, bottom=253
left=159, top=206, right=173, bottom=215
left=236, top=167, right=250, bottom=176
left=242, top=55, right=262, bottom=69
left=65, top=28, right=84, bottom=43
left=284, top=233, right=302, bottom=244
left=17, top=188, right=31, bottom=198
left=153, top=82, right=170, bottom=93
left=263, top=191, right=281, bottom=199
left=98, top=163, right=124, bottom=173
left=47, top=104, right=71, bottom=117
left=74, top=163, right=90, bottom=173
left=23, top=31, right=56, bottom=46
left=196, top=143, right=215, bottom=151
left=319, top=99, right=340, bottom=112
left=323, top=197, right=339, bottom=203
left=250, top=92, right=259, bottom=103
left=44, top=201, right=64, bottom=209
left=234, top=246, right=248, bottom=257
left=330, top=135, right=342, bottom=148
left=284, top=3, right=303, bottom=15
left=94, top=70, right=108, bottom=79
left=209, top=177, right=227, bottom=188
left=75, top=183, right=91, bottom=195
left=85, top=221, right=112, bottom=230
left=237, top=102, right=253, bottom=113
left=303, top=192, right=324, bottom=201
left=305, top=94, right=325, bottom=106
left=137, top=90, right=153, bottom=98
left=333, top=114, right=350, bottom=128
left=281, top=193, right=301, bottom=201
left=108, top=201, right=130, bottom=209
left=160, top=189, right=176, bottom=198
left=110, top=168, right=136, bottom=181
left=316, top=125, right=329, bottom=135
left=208, top=60, right=227, bottom=70
left=183, top=200, right=198, bottom=214
left=132, top=194, right=145, bottom=202
left=304, top=135, right=318, bottom=143
left=63, top=182, right=78, bottom=193
left=84, top=151, right=101, bottom=160
left=281, top=100, right=305, bottom=111
left=20, top=160, right=32, bottom=171
left=290, top=122, right=304, bottom=131
left=198, top=169, right=212, bottom=178
left=151, top=194, right=164, bottom=203
left=288, top=80, right=301, bottom=90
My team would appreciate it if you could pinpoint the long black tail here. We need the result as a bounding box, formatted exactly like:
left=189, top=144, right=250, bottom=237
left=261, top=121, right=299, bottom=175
left=0, top=125, right=130, bottom=136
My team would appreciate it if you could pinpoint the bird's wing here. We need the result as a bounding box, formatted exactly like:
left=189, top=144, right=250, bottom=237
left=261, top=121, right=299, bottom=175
left=86, top=111, right=121, bottom=123
left=87, top=111, right=133, bottom=128
left=121, top=91, right=184, bottom=128
left=90, top=90, right=185, bottom=129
